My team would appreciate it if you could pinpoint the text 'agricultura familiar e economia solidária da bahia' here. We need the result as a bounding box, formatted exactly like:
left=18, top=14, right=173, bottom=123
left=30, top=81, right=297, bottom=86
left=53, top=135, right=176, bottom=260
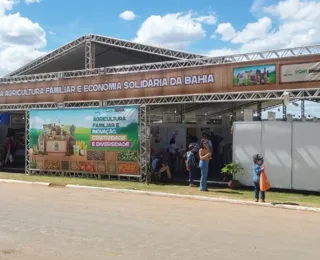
left=2, top=74, right=214, bottom=97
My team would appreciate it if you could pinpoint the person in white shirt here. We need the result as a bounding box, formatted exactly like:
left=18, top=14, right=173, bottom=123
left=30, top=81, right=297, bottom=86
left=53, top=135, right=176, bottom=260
left=218, top=137, right=225, bottom=170
left=168, top=135, right=177, bottom=178
left=218, top=137, right=225, bottom=155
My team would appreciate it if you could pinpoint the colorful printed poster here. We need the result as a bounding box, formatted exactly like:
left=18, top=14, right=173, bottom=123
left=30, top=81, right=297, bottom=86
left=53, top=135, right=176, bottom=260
left=233, top=64, right=276, bottom=86
left=28, top=106, right=139, bottom=175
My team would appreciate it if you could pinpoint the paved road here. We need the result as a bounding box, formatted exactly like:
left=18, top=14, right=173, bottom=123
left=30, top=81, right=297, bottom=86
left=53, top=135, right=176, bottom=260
left=0, top=184, right=319, bottom=260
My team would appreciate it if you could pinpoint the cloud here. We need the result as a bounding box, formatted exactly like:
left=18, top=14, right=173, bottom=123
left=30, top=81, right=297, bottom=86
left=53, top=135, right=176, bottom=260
left=30, top=116, right=44, bottom=129
left=250, top=0, right=266, bottom=13
left=211, top=0, right=320, bottom=55
left=0, top=0, right=47, bottom=76
left=0, top=0, right=14, bottom=16
left=208, top=48, right=236, bottom=57
left=0, top=46, right=45, bottom=75
left=119, top=10, right=137, bottom=21
left=84, top=116, right=93, bottom=121
left=214, top=22, right=236, bottom=41
left=25, top=0, right=40, bottom=4
left=133, top=11, right=216, bottom=50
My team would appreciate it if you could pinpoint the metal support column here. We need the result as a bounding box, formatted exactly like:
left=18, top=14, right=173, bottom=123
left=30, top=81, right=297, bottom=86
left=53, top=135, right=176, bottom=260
left=230, top=103, right=236, bottom=125
left=179, top=104, right=184, bottom=123
left=139, top=105, right=150, bottom=178
left=301, top=100, right=305, bottom=118
left=283, top=102, right=287, bottom=121
left=85, top=37, right=95, bottom=70
left=257, top=102, right=262, bottom=121
left=25, top=110, right=30, bottom=174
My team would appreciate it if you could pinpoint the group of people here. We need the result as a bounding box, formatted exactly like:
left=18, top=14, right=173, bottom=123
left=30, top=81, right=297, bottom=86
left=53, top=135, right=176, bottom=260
left=185, top=132, right=226, bottom=190
left=2, top=134, right=25, bottom=166
left=186, top=148, right=268, bottom=200
left=186, top=137, right=212, bottom=191
left=151, top=130, right=267, bottom=201
left=151, top=132, right=220, bottom=192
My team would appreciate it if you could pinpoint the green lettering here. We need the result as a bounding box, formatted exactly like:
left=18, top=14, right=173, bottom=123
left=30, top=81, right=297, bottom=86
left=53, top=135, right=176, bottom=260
left=295, top=69, right=308, bottom=74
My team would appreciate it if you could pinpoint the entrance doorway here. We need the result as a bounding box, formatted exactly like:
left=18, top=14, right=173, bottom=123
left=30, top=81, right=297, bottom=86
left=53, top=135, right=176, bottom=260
left=0, top=112, right=26, bottom=173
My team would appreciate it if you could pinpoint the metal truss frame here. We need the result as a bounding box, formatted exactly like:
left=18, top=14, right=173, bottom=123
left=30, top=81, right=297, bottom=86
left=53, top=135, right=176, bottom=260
left=0, top=102, right=57, bottom=111
left=283, top=102, right=287, bottom=121
left=301, top=100, right=305, bottom=117
left=1, top=41, right=320, bottom=84
left=85, top=36, right=95, bottom=70
left=5, top=34, right=203, bottom=77
left=139, top=105, right=150, bottom=178
left=0, top=101, right=102, bottom=111
left=6, top=36, right=87, bottom=77
left=89, top=34, right=204, bottom=60
left=25, top=111, right=30, bottom=174
left=105, top=88, right=320, bottom=106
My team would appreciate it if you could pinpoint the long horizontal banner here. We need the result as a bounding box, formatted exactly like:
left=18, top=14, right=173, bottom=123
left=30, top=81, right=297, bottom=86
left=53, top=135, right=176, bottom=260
left=281, top=62, right=320, bottom=83
left=29, top=106, right=140, bottom=175
left=1, top=57, right=318, bottom=105
left=1, top=74, right=214, bottom=97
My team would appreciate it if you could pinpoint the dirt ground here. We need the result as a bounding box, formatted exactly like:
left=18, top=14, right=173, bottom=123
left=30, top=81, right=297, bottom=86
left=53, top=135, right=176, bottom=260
left=0, top=183, right=319, bottom=260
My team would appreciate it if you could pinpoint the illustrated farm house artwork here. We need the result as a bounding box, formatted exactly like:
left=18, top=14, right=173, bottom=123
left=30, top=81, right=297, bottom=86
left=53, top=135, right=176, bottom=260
left=29, top=106, right=139, bottom=175
left=233, top=64, right=276, bottom=86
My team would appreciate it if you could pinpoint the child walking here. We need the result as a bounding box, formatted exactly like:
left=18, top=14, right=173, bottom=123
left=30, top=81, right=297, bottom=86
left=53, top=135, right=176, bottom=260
left=252, top=154, right=266, bottom=202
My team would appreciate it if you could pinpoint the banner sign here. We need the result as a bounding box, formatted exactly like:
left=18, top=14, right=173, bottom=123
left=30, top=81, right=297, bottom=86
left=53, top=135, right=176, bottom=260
left=233, top=64, right=276, bottom=86
left=28, top=106, right=139, bottom=175
left=281, top=62, right=320, bottom=83
left=1, top=74, right=214, bottom=98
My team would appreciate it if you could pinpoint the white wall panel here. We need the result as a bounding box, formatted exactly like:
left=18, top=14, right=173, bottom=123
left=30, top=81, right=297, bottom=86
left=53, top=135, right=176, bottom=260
left=292, top=123, right=320, bottom=192
left=233, top=122, right=262, bottom=186
left=233, top=121, right=320, bottom=191
left=261, top=122, right=292, bottom=189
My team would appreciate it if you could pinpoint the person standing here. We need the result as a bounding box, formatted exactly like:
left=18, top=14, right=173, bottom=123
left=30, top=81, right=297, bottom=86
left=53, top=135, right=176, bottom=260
left=201, top=133, right=212, bottom=153
left=218, top=137, right=225, bottom=170
left=168, top=135, right=177, bottom=178
left=252, top=154, right=266, bottom=202
left=199, top=140, right=211, bottom=192
left=151, top=135, right=162, bottom=158
left=4, top=134, right=15, bottom=165
left=186, top=144, right=197, bottom=187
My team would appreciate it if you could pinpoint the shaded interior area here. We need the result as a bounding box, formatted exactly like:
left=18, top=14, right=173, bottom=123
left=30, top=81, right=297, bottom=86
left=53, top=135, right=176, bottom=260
left=148, top=100, right=284, bottom=182
left=0, top=112, right=25, bottom=173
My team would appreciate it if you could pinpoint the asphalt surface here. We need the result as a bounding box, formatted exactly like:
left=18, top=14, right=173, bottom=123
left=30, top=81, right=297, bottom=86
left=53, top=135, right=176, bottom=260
left=0, top=183, right=319, bottom=260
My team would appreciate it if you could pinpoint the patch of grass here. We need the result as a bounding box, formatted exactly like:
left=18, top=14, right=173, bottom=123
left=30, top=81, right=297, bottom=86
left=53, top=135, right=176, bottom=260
left=0, top=173, right=320, bottom=207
